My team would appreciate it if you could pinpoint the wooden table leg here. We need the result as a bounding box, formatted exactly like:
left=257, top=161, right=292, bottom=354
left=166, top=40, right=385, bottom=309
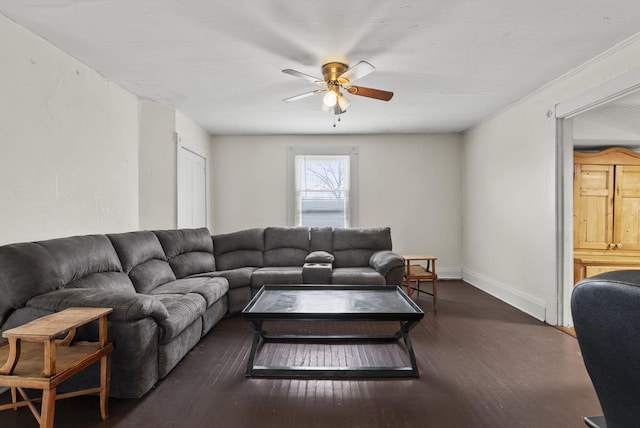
left=100, top=353, right=111, bottom=420
left=433, top=277, right=438, bottom=313
left=405, top=261, right=413, bottom=298
left=43, top=339, right=56, bottom=377
left=41, top=388, right=56, bottom=428
left=0, top=337, right=21, bottom=375
left=11, top=387, right=17, bottom=410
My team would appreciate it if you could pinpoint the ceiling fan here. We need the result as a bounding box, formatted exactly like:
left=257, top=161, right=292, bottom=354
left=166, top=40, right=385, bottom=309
left=282, top=61, right=393, bottom=115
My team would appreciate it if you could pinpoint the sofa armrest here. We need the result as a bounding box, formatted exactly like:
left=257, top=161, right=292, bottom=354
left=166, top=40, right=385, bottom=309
left=26, top=289, right=169, bottom=322
left=369, top=251, right=405, bottom=275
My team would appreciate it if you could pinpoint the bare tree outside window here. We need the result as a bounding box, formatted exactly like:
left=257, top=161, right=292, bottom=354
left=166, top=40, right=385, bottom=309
left=296, top=155, right=350, bottom=227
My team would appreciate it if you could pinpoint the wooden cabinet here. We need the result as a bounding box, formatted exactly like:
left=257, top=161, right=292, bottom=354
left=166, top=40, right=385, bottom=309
left=574, top=147, right=640, bottom=282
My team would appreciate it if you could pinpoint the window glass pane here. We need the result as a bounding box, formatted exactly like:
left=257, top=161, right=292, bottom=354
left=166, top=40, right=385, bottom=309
left=295, top=155, right=350, bottom=227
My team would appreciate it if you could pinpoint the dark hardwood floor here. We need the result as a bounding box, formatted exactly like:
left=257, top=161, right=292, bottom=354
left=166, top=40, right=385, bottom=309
left=0, top=281, right=601, bottom=427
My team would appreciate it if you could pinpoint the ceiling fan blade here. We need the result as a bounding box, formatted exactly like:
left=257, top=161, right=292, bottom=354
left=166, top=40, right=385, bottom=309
left=282, top=88, right=326, bottom=102
left=346, top=85, right=394, bottom=101
left=339, top=61, right=375, bottom=84
left=282, top=69, right=325, bottom=85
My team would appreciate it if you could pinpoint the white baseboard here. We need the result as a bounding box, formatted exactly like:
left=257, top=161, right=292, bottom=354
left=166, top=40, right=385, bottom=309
left=436, top=267, right=463, bottom=280
left=462, top=269, right=546, bottom=321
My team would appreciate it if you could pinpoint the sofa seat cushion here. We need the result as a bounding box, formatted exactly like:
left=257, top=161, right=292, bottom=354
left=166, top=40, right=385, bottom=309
left=148, top=277, right=228, bottom=307
left=331, top=267, right=386, bottom=285
left=154, top=293, right=207, bottom=344
left=251, top=267, right=303, bottom=288
left=191, top=267, right=256, bottom=289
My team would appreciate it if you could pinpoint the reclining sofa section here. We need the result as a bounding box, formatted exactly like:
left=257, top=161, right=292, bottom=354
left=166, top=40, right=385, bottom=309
left=0, top=226, right=404, bottom=398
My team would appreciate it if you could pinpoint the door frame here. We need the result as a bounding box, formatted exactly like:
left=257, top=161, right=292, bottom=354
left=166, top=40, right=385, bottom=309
left=552, top=68, right=640, bottom=326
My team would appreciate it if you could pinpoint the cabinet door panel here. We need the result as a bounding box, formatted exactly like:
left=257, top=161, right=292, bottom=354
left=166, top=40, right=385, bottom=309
left=614, top=165, right=640, bottom=250
left=574, top=164, right=614, bottom=250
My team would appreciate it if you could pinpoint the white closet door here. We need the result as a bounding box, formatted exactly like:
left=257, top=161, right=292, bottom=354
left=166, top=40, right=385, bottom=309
left=177, top=140, right=207, bottom=228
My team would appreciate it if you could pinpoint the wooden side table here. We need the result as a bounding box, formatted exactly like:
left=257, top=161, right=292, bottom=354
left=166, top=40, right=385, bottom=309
left=403, top=255, right=438, bottom=312
left=0, top=307, right=113, bottom=428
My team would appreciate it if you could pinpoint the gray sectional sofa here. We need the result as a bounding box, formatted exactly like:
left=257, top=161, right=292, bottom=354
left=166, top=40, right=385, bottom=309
left=0, top=226, right=404, bottom=398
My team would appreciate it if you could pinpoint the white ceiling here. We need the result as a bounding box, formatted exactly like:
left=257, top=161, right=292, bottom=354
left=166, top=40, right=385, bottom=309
left=573, top=90, right=640, bottom=145
left=3, top=0, right=640, bottom=135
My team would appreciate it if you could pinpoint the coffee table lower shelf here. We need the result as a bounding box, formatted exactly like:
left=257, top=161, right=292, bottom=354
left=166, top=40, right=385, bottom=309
left=246, top=325, right=421, bottom=378
left=249, top=365, right=418, bottom=378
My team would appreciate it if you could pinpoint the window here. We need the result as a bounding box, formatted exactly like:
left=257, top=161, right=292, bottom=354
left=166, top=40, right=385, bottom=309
left=287, top=146, right=358, bottom=227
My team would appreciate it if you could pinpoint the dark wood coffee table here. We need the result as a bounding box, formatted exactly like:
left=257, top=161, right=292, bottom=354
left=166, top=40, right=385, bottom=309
left=242, top=285, right=424, bottom=378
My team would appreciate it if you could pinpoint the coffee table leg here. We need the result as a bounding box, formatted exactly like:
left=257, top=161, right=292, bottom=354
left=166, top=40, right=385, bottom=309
left=246, top=320, right=265, bottom=377
left=399, top=320, right=420, bottom=377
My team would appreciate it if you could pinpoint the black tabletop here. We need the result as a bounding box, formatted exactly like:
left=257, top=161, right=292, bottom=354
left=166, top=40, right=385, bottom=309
left=242, top=285, right=423, bottom=320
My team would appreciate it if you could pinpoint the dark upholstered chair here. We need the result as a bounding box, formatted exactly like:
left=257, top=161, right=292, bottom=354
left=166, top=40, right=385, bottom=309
left=571, top=270, right=640, bottom=428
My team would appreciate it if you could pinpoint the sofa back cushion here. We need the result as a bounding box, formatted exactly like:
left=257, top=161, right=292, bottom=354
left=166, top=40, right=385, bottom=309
left=310, top=227, right=333, bottom=252
left=213, top=228, right=264, bottom=270
left=43, top=235, right=134, bottom=292
left=332, top=227, right=393, bottom=268
left=0, top=235, right=134, bottom=322
left=153, top=228, right=216, bottom=279
left=263, top=227, right=310, bottom=267
left=0, top=242, right=60, bottom=322
left=108, top=231, right=176, bottom=294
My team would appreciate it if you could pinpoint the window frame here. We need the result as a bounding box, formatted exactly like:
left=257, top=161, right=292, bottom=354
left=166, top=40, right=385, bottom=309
left=286, top=145, right=359, bottom=227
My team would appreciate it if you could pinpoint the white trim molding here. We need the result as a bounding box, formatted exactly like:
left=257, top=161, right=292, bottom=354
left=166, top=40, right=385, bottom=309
left=436, top=267, right=463, bottom=280
left=463, top=268, right=547, bottom=321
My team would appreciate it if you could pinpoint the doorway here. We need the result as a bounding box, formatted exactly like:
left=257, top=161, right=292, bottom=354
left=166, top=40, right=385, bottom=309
left=555, top=69, right=640, bottom=326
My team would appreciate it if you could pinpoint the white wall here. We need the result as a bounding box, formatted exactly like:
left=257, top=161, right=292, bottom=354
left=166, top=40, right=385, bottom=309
left=463, top=37, right=640, bottom=321
left=0, top=14, right=139, bottom=245
left=138, top=100, right=177, bottom=230
left=211, top=134, right=463, bottom=278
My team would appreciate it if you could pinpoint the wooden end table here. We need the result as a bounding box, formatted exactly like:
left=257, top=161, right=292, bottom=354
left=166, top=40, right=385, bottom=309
left=403, top=255, right=438, bottom=312
left=0, top=307, right=113, bottom=428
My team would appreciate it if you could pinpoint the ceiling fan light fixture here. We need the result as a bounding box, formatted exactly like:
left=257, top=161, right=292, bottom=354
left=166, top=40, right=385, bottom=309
left=282, top=60, right=393, bottom=123
left=337, top=93, right=350, bottom=111
left=322, top=90, right=338, bottom=107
